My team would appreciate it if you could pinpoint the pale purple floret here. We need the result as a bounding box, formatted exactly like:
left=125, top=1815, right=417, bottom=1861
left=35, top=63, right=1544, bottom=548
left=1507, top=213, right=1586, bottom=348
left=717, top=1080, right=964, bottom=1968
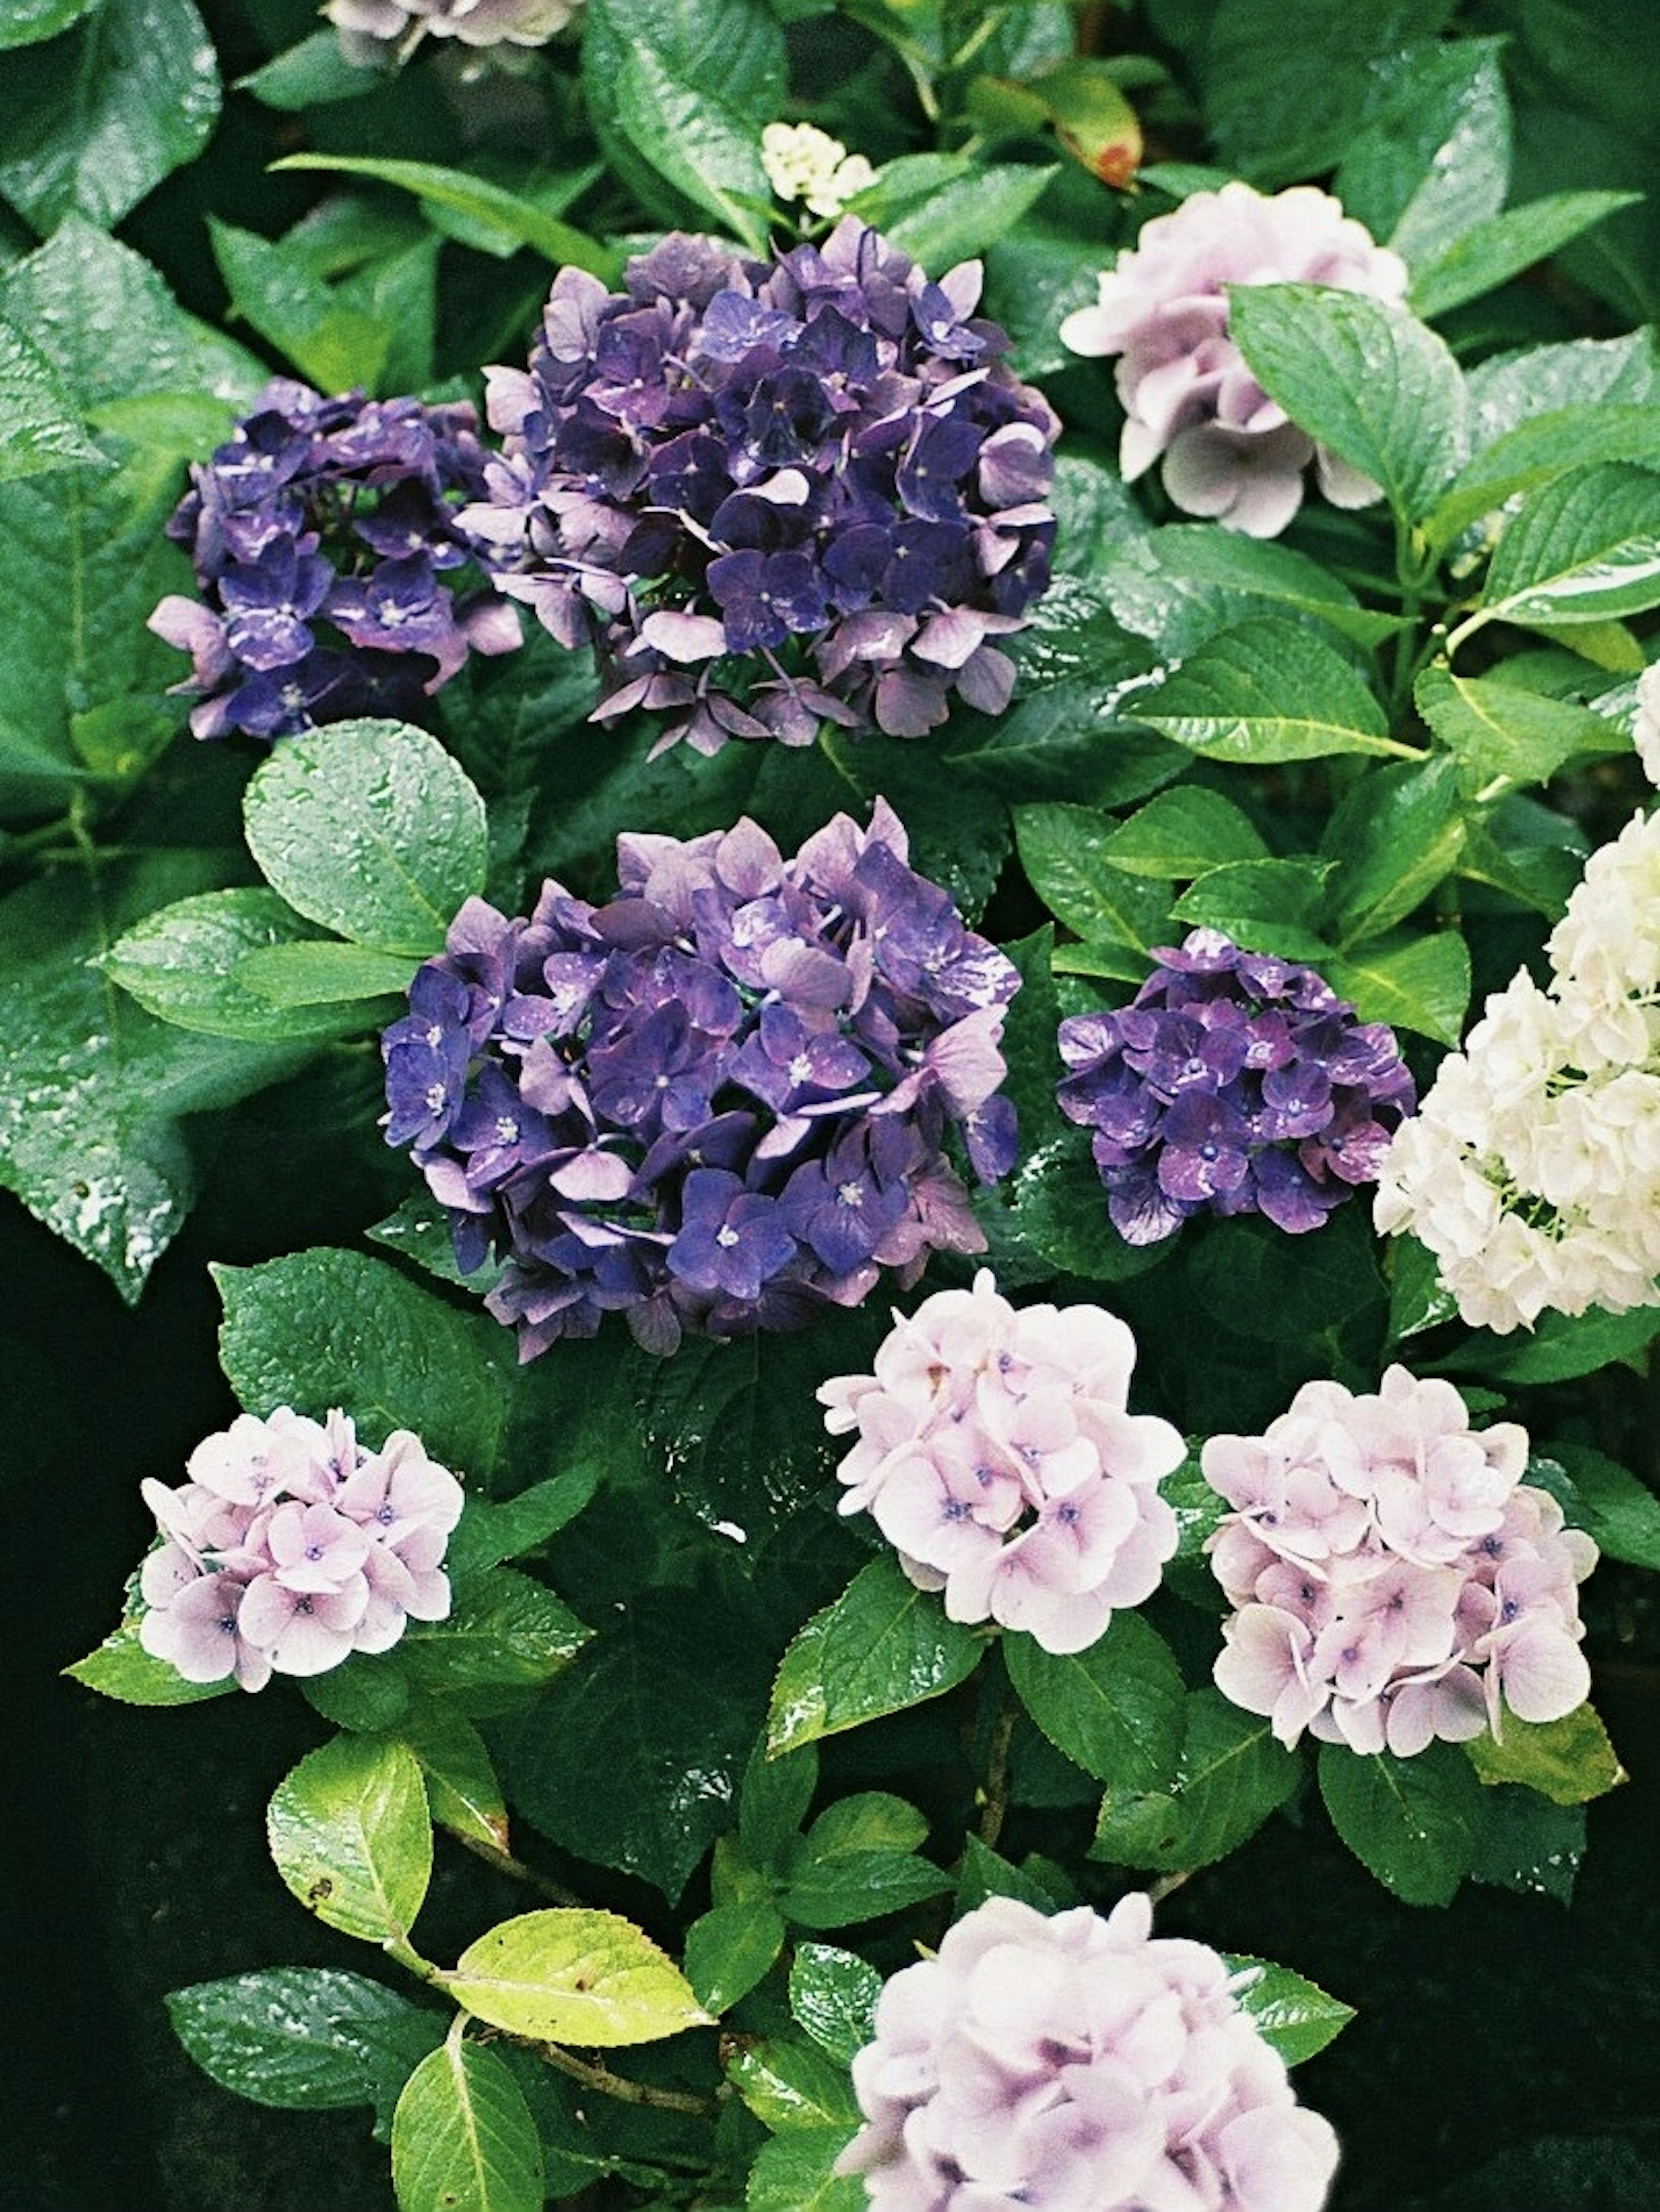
left=136, top=1406, right=464, bottom=1693
left=1057, top=928, right=1416, bottom=1247
left=382, top=801, right=1019, bottom=1358
left=149, top=379, right=520, bottom=743
left=821, top=1269, right=1183, bottom=1654
left=464, top=220, right=1058, bottom=757
left=1061, top=180, right=1408, bottom=538
left=837, top=1890, right=1341, bottom=2212
left=1204, top=1365, right=1598, bottom=1755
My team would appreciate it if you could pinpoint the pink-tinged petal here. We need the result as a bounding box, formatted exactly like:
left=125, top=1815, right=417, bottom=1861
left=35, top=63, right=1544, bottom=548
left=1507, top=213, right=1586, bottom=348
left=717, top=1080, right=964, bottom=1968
left=1493, top=1622, right=1592, bottom=1724
left=140, top=1573, right=252, bottom=1684
left=635, top=609, right=731, bottom=662
left=1219, top=2102, right=1341, bottom=2212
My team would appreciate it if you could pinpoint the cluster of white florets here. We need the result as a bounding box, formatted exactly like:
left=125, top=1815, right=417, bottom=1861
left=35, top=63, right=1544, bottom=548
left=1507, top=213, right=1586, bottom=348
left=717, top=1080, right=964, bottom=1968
left=1376, top=797, right=1660, bottom=1332
left=760, top=122, right=877, bottom=220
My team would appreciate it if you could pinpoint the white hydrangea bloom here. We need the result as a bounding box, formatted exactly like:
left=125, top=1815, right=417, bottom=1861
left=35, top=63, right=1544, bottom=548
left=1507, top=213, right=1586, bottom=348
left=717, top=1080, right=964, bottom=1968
left=1376, top=809, right=1660, bottom=1331
left=1634, top=660, right=1660, bottom=787
left=761, top=121, right=877, bottom=220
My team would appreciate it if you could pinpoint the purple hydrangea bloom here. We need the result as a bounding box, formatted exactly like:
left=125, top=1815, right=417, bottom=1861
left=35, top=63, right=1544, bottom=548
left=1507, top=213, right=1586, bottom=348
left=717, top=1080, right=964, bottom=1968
left=463, top=220, right=1060, bottom=758
left=837, top=1890, right=1341, bottom=2212
left=381, top=800, right=1020, bottom=1359
left=137, top=1408, right=464, bottom=1691
left=1057, top=929, right=1416, bottom=1246
left=149, top=379, right=522, bottom=743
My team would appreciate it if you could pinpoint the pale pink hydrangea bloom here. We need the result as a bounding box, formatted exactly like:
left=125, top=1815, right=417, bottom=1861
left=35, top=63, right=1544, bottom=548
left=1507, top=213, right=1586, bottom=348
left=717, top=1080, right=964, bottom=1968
left=1205, top=1365, right=1597, bottom=1754
left=327, top=0, right=581, bottom=65
left=137, top=1408, right=464, bottom=1691
left=836, top=1890, right=1340, bottom=2212
left=820, top=1270, right=1184, bottom=1654
left=1060, top=181, right=1408, bottom=537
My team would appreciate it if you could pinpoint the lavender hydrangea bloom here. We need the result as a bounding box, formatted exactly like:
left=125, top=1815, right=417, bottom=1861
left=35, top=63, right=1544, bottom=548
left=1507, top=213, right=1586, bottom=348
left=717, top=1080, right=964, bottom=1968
left=822, top=1270, right=1184, bottom=1653
left=382, top=801, right=1020, bottom=1359
left=1061, top=182, right=1408, bottom=538
left=1205, top=1365, right=1599, bottom=1755
left=463, top=220, right=1059, bottom=757
left=327, top=0, right=581, bottom=66
left=137, top=1408, right=464, bottom=1691
left=1057, top=929, right=1416, bottom=1246
left=149, top=379, right=521, bottom=743
left=837, top=1890, right=1341, bottom=2212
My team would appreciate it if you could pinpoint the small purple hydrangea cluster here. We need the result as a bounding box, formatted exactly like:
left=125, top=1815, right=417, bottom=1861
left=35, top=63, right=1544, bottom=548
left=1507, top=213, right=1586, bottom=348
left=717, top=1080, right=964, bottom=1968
left=1206, top=1367, right=1598, bottom=1756
left=137, top=1407, right=464, bottom=1692
left=150, top=378, right=521, bottom=741
left=821, top=1270, right=1184, bottom=1654
left=1057, top=928, right=1416, bottom=1246
left=382, top=802, right=1020, bottom=1358
left=837, top=1891, right=1341, bottom=2212
left=462, top=220, right=1059, bottom=756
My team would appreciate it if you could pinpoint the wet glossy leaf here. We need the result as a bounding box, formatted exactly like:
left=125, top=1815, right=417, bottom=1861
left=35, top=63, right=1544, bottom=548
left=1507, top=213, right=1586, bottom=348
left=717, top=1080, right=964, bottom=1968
left=391, top=2038, right=544, bottom=2212
left=0, top=0, right=219, bottom=232
left=1128, top=618, right=1402, bottom=764
left=167, top=1967, right=443, bottom=2124
left=1434, top=1301, right=1660, bottom=1385
left=1005, top=1613, right=1185, bottom=1790
left=1465, top=331, right=1660, bottom=445
left=446, top=1473, right=601, bottom=1582
left=1099, top=787, right=1270, bottom=880
left=874, top=163, right=1059, bottom=270
left=1464, top=1787, right=1585, bottom=1904
left=1526, top=1444, right=1660, bottom=1571
left=0, top=0, right=98, bottom=46
left=209, top=220, right=390, bottom=397
left=1092, top=1689, right=1301, bottom=1876
left=682, top=1900, right=785, bottom=2015
left=1317, top=1739, right=1486, bottom=1906
left=400, top=1570, right=590, bottom=1702
left=730, top=2037, right=860, bottom=2134
left=396, top=1708, right=509, bottom=1852
left=1171, top=857, right=1335, bottom=955
left=1228, top=287, right=1468, bottom=523
left=1115, top=526, right=1408, bottom=651
left=268, top=1733, right=432, bottom=1945
left=106, top=889, right=377, bottom=1044
left=67, top=1616, right=233, bottom=1706
left=236, top=939, right=416, bottom=1010
left=1322, top=930, right=1471, bottom=1045
left=1222, top=1956, right=1355, bottom=2065
left=1424, top=403, right=1660, bottom=553
left=1415, top=664, right=1628, bottom=788
left=243, top=719, right=488, bottom=956
left=1412, top=191, right=1641, bottom=319
left=0, top=311, right=102, bottom=481
left=212, top=1247, right=509, bottom=1480
left=789, top=1945, right=881, bottom=2066
left=237, top=29, right=370, bottom=110
left=1335, top=38, right=1510, bottom=267
left=1321, top=755, right=1468, bottom=945
left=747, top=2129, right=863, bottom=2212
left=441, top=1909, right=710, bottom=2046
left=1466, top=1705, right=1625, bottom=1806
left=268, top=154, right=616, bottom=280
left=767, top=1556, right=984, bottom=1756
left=1476, top=463, right=1660, bottom=628
left=1014, top=803, right=1172, bottom=949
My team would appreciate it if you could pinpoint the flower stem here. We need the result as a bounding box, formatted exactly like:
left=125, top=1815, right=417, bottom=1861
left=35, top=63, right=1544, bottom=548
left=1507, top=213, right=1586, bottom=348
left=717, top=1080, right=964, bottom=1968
left=532, top=2039, right=721, bottom=2118
left=977, top=1688, right=1017, bottom=1851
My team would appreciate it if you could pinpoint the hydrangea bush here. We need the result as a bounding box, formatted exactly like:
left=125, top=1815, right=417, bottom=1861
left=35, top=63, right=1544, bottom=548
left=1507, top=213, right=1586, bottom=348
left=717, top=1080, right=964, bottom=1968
left=6, top=4, right=1660, bottom=2212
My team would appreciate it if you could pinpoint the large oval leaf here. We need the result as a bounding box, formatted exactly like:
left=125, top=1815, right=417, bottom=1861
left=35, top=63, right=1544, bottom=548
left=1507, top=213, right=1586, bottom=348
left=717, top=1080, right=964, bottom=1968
left=391, top=2037, right=544, bottom=2212
left=440, top=1908, right=711, bottom=2046
left=268, top=1732, right=433, bottom=1946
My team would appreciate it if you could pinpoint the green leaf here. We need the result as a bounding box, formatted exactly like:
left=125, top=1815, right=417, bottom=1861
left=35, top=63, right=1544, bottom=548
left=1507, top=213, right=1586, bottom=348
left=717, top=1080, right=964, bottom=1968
left=1466, top=1705, right=1625, bottom=1807
left=0, top=858, right=309, bottom=1299
left=581, top=0, right=784, bottom=237
left=237, top=29, right=373, bottom=110
left=1526, top=1443, right=1660, bottom=1571
left=1317, top=1738, right=1486, bottom=1906
left=271, top=154, right=618, bottom=281
left=1014, top=802, right=1171, bottom=950
left=209, top=219, right=390, bottom=396
left=747, top=2130, right=864, bottom=2212
left=0, top=0, right=220, bottom=232
left=1099, top=787, right=1270, bottom=879
left=1434, top=1302, right=1660, bottom=1386
left=1322, top=929, right=1471, bottom=1045
left=268, top=1733, right=433, bottom=1945
left=212, top=1247, right=508, bottom=1480
left=1123, top=526, right=1409, bottom=651
left=106, top=889, right=376, bottom=1044
left=1471, top=463, right=1660, bottom=630
left=1416, top=663, right=1629, bottom=789
left=731, top=2036, right=861, bottom=2135
left=1221, top=1957, right=1355, bottom=2065
left=870, top=162, right=1059, bottom=271
left=1227, top=285, right=1468, bottom=523
left=243, top=719, right=489, bottom=956
left=1321, top=755, right=1468, bottom=945
left=1170, top=857, right=1335, bottom=956
left=953, top=1833, right=1066, bottom=1915
left=1386, top=1233, right=1459, bottom=1345
left=446, top=1473, right=600, bottom=1582
left=236, top=938, right=415, bottom=1010
left=0, top=0, right=98, bottom=47
left=1334, top=38, right=1510, bottom=268
left=767, top=1555, right=985, bottom=1756
left=614, top=46, right=770, bottom=253
left=981, top=217, right=1117, bottom=380
left=1188, top=1207, right=1385, bottom=1346
left=166, top=1968, right=443, bottom=2127
left=682, top=1900, right=785, bottom=2016
left=780, top=1848, right=952, bottom=1933
left=1423, top=403, right=1660, bottom=555
left=391, top=2037, right=545, bottom=2212
left=1466, top=331, right=1660, bottom=445
left=789, top=1945, right=881, bottom=2066
left=306, top=1653, right=414, bottom=1737
left=1464, top=1786, right=1585, bottom=1903
left=0, top=223, right=259, bottom=818
left=738, top=1734, right=817, bottom=1873
left=1092, top=1688, right=1301, bottom=1876
left=396, top=1708, right=509, bottom=1852
left=1004, top=1613, right=1186, bottom=1790
left=440, top=1909, right=710, bottom=2046
left=66, top=1616, right=233, bottom=1706
left=399, top=1569, right=590, bottom=1703
left=1411, top=191, right=1641, bottom=320
left=1128, top=617, right=1404, bottom=765
left=0, top=310, right=102, bottom=481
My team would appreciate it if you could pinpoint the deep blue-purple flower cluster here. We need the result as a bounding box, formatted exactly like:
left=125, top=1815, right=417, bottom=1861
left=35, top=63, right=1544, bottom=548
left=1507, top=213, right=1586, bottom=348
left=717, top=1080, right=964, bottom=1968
left=462, top=220, right=1059, bottom=757
left=382, top=800, right=1021, bottom=1358
left=150, top=378, right=521, bottom=741
left=1056, top=929, right=1416, bottom=1246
